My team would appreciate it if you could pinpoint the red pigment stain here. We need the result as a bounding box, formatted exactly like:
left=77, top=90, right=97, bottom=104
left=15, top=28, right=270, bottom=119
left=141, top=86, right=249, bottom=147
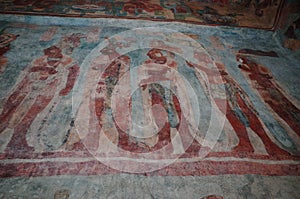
left=0, top=160, right=299, bottom=178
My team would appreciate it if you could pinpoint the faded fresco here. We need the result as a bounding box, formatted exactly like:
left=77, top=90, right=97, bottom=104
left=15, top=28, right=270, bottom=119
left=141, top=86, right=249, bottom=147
left=0, top=0, right=283, bottom=29
left=0, top=18, right=299, bottom=179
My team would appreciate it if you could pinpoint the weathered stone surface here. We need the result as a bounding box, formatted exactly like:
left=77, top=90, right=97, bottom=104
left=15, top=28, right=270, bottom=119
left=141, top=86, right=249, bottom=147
left=0, top=175, right=299, bottom=199
left=54, top=189, right=70, bottom=199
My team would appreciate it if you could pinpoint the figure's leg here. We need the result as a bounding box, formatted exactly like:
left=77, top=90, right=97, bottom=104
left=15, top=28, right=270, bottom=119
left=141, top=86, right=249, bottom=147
left=264, top=94, right=300, bottom=136
left=236, top=94, right=291, bottom=157
left=0, top=128, right=13, bottom=152
left=248, top=114, right=291, bottom=157
left=226, top=108, right=254, bottom=153
left=8, top=95, right=35, bottom=130
left=215, top=99, right=254, bottom=154
left=0, top=91, right=28, bottom=133
left=5, top=95, right=53, bottom=152
left=0, top=78, right=29, bottom=133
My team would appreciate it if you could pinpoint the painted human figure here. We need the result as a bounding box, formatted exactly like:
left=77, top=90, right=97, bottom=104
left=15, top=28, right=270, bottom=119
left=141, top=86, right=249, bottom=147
left=123, top=48, right=189, bottom=153
left=187, top=59, right=292, bottom=158
left=92, top=48, right=182, bottom=154
left=237, top=54, right=300, bottom=136
left=65, top=35, right=133, bottom=151
left=0, top=45, right=79, bottom=152
left=126, top=49, right=177, bottom=151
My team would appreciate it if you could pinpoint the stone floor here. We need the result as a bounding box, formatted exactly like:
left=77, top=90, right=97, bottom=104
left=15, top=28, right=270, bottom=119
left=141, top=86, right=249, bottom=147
left=1, top=174, right=300, bottom=199
left=0, top=14, right=299, bottom=198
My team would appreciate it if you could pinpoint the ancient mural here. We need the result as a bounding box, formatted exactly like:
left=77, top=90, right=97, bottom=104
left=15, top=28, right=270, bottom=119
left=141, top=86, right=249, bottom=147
left=0, top=20, right=299, bottom=178
left=0, top=0, right=283, bottom=29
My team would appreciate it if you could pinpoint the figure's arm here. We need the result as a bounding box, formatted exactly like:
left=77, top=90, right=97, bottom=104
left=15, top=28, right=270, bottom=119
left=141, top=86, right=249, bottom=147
left=30, top=66, right=57, bottom=74
left=59, top=64, right=80, bottom=96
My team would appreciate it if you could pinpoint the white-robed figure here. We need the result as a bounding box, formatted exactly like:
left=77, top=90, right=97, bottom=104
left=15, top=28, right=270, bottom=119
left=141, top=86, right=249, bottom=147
left=0, top=45, right=79, bottom=152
